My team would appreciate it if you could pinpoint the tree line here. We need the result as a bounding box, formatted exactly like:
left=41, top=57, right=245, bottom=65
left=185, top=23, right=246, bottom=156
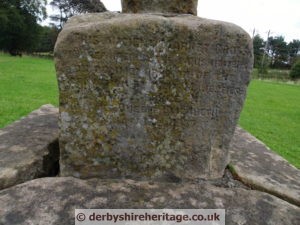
left=253, top=34, right=300, bottom=71
left=0, top=0, right=106, bottom=55
left=1, top=0, right=299, bottom=74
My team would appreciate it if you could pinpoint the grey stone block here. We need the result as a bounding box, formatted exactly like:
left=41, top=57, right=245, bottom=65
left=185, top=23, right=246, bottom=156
left=0, top=105, right=59, bottom=190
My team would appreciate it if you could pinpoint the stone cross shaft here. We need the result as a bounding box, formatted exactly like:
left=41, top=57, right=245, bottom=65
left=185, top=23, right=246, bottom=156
left=55, top=0, right=253, bottom=180
left=121, top=0, right=198, bottom=15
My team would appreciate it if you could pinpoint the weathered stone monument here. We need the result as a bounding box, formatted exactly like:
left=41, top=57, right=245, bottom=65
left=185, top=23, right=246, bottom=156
left=55, top=0, right=253, bottom=180
left=1, top=2, right=300, bottom=225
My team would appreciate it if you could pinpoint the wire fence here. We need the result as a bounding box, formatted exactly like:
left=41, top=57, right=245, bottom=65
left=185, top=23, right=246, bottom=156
left=252, top=68, right=290, bottom=80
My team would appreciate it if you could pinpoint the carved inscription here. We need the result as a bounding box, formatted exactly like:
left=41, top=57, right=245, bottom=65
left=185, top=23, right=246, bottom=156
left=85, top=31, right=250, bottom=124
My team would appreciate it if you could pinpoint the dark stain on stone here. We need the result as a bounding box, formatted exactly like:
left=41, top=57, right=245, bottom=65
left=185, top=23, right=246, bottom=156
left=2, top=211, right=27, bottom=225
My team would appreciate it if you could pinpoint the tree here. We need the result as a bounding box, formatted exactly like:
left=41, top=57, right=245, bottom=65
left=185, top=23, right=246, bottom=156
left=253, top=34, right=265, bottom=68
left=35, top=25, right=60, bottom=53
left=0, top=0, right=47, bottom=55
left=268, top=36, right=289, bottom=69
left=288, top=40, right=300, bottom=65
left=18, top=0, right=47, bottom=21
left=50, top=0, right=107, bottom=29
left=290, top=60, right=300, bottom=80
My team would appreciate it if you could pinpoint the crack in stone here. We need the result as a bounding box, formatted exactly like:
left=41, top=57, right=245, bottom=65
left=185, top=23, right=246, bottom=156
left=228, top=164, right=300, bottom=208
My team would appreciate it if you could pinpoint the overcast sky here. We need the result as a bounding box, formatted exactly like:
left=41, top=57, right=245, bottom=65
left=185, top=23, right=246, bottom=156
left=47, top=0, right=300, bottom=42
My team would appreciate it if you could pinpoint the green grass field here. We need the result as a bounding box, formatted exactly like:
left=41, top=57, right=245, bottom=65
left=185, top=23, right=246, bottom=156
left=0, top=53, right=299, bottom=168
left=239, top=80, right=300, bottom=168
left=0, top=53, right=58, bottom=128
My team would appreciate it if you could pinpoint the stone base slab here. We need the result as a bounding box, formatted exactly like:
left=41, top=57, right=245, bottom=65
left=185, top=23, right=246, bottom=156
left=0, top=105, right=59, bottom=190
left=229, top=127, right=300, bottom=207
left=0, top=107, right=299, bottom=225
left=0, top=177, right=299, bottom=225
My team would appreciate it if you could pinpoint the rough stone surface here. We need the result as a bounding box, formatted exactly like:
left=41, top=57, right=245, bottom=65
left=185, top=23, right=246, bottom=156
left=1, top=107, right=299, bottom=224
left=0, top=177, right=299, bottom=225
left=229, top=127, right=300, bottom=207
left=55, top=12, right=253, bottom=180
left=0, top=105, right=59, bottom=190
left=2, top=105, right=299, bottom=211
left=121, top=0, right=199, bottom=16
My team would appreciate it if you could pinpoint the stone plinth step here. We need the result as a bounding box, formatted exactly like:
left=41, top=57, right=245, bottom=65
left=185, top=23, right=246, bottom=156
left=0, top=105, right=59, bottom=190
left=229, top=127, right=300, bottom=207
left=0, top=177, right=299, bottom=225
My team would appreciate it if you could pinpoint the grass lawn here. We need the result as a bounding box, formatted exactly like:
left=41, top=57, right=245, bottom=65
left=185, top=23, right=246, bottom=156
left=0, top=53, right=299, bottom=168
left=0, top=53, right=58, bottom=128
left=240, top=80, right=300, bottom=168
